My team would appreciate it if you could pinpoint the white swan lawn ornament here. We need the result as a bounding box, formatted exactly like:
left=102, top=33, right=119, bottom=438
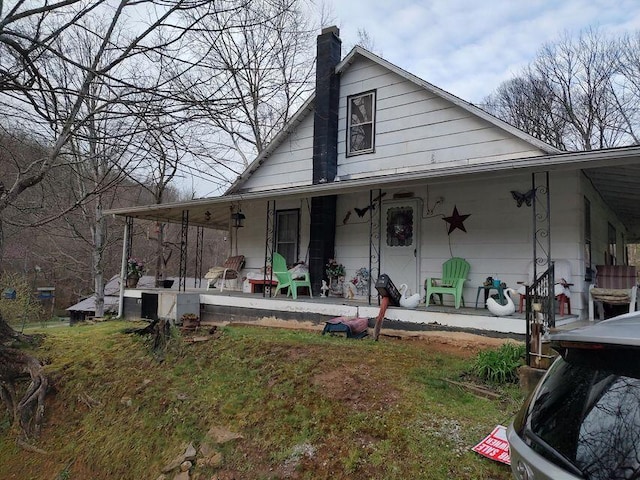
left=486, top=288, right=516, bottom=316
left=399, top=284, right=420, bottom=309
left=320, top=280, right=329, bottom=298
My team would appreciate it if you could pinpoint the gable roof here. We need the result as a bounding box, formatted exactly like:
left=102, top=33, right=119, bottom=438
left=226, top=46, right=560, bottom=195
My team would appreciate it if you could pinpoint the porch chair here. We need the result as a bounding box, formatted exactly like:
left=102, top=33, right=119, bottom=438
left=589, top=265, right=638, bottom=321
left=516, top=260, right=572, bottom=315
left=205, top=255, right=245, bottom=292
left=424, top=257, right=470, bottom=309
left=272, top=252, right=312, bottom=299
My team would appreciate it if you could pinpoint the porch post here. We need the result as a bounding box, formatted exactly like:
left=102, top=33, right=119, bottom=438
left=527, top=172, right=553, bottom=366
left=264, top=200, right=276, bottom=297
left=118, top=216, right=132, bottom=318
left=179, top=210, right=188, bottom=292
left=368, top=189, right=382, bottom=305
left=194, top=226, right=204, bottom=288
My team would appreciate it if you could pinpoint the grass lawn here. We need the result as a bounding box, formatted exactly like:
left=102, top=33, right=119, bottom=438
left=0, top=321, right=524, bottom=479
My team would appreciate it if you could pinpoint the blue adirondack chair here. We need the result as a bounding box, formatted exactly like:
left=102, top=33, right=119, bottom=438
left=424, top=257, right=470, bottom=309
left=272, top=252, right=312, bottom=299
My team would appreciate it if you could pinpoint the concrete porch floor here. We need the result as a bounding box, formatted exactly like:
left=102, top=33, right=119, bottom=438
left=124, top=286, right=580, bottom=336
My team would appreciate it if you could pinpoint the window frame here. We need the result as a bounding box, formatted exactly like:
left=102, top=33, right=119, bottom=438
left=608, top=222, right=617, bottom=265
left=584, top=197, right=592, bottom=281
left=346, top=90, right=376, bottom=157
left=274, top=209, right=300, bottom=267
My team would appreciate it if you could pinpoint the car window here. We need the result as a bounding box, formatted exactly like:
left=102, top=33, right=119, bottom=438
left=523, top=355, right=640, bottom=479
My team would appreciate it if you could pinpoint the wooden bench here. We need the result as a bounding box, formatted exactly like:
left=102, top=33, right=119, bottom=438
left=248, top=279, right=278, bottom=295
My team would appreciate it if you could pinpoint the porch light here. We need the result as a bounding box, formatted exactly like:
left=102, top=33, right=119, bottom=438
left=231, top=210, right=246, bottom=229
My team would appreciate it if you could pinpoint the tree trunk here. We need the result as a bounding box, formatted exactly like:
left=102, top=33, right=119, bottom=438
left=155, top=222, right=165, bottom=287
left=125, top=318, right=170, bottom=361
left=93, top=195, right=105, bottom=317
left=0, top=315, right=48, bottom=440
left=0, top=315, right=31, bottom=345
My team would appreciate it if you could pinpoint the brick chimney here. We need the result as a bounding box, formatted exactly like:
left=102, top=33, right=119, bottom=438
left=309, top=26, right=341, bottom=294
left=312, top=25, right=341, bottom=184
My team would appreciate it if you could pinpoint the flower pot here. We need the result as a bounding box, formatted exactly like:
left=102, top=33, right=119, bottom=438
left=181, top=315, right=200, bottom=330
left=126, top=275, right=139, bottom=288
left=329, top=277, right=344, bottom=297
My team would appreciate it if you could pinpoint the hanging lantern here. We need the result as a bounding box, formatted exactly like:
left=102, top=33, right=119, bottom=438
left=231, top=210, right=246, bottom=228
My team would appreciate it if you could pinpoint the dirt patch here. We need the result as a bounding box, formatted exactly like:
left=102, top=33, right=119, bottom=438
left=312, top=363, right=400, bottom=411
left=388, top=331, right=512, bottom=358
left=211, top=317, right=514, bottom=359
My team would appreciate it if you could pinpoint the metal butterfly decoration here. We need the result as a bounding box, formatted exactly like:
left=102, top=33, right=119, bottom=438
left=353, top=192, right=387, bottom=217
left=510, top=189, right=536, bottom=208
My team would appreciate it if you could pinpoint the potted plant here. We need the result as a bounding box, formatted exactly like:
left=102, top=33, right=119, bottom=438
left=180, top=312, right=200, bottom=330
left=350, top=267, right=370, bottom=296
left=325, top=259, right=346, bottom=296
left=126, top=258, right=145, bottom=287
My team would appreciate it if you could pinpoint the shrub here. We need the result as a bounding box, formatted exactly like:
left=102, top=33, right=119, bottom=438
left=472, top=342, right=525, bottom=384
left=0, top=272, right=45, bottom=326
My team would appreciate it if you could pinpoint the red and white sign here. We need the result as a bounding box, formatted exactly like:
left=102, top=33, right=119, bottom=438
left=472, top=425, right=511, bottom=465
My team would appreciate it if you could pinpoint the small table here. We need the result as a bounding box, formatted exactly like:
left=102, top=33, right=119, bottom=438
left=475, top=285, right=506, bottom=309
left=249, top=279, right=278, bottom=295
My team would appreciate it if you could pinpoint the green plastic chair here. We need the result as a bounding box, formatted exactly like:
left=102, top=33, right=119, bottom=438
left=272, top=252, right=312, bottom=299
left=424, top=257, right=470, bottom=309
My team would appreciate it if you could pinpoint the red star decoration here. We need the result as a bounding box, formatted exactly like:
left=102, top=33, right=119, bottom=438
left=443, top=206, right=471, bottom=234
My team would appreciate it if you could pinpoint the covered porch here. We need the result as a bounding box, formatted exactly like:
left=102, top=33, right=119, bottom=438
left=106, top=145, right=640, bottom=337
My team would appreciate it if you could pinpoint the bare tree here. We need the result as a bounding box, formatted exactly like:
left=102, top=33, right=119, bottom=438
left=0, top=0, right=239, bottom=441
left=612, top=31, right=640, bottom=145
left=0, top=0, right=324, bottom=438
left=486, top=74, right=568, bottom=149
left=130, top=115, right=185, bottom=286
left=485, top=28, right=636, bottom=151
left=181, top=0, right=317, bottom=167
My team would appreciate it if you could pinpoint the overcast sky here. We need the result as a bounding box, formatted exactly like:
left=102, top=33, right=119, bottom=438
left=328, top=0, right=640, bottom=103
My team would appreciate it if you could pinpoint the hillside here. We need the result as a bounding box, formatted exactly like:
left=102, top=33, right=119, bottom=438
left=0, top=321, right=521, bottom=479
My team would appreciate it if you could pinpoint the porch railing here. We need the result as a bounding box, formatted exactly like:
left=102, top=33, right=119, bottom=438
left=525, top=262, right=556, bottom=367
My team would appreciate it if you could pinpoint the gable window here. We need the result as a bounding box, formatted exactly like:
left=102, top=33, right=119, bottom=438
left=275, top=209, right=300, bottom=266
left=347, top=90, right=376, bottom=156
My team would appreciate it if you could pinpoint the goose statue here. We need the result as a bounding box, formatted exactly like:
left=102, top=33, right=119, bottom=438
left=399, top=284, right=421, bottom=309
left=486, top=288, right=516, bottom=316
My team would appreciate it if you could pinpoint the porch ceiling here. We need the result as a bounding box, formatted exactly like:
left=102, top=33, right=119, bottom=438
left=583, top=163, right=640, bottom=242
left=105, top=145, right=640, bottom=237
left=106, top=198, right=234, bottom=230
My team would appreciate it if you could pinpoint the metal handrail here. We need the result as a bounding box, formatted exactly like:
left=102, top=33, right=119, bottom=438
left=525, top=262, right=555, bottom=366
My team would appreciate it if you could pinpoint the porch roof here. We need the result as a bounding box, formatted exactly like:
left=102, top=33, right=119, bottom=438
left=105, top=145, right=640, bottom=239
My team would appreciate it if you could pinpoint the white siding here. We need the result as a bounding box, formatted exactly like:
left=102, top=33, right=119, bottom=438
left=235, top=198, right=312, bottom=271
left=331, top=171, right=587, bottom=316
left=337, top=57, right=545, bottom=180
left=236, top=53, right=548, bottom=193
left=239, top=113, right=314, bottom=192
left=232, top=170, right=626, bottom=320
left=231, top=148, right=633, bottom=322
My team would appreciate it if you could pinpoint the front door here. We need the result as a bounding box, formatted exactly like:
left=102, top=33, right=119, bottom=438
left=381, top=199, right=421, bottom=296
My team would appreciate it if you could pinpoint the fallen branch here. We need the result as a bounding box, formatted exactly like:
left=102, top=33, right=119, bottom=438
left=17, top=438, right=49, bottom=455
left=441, top=378, right=502, bottom=401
